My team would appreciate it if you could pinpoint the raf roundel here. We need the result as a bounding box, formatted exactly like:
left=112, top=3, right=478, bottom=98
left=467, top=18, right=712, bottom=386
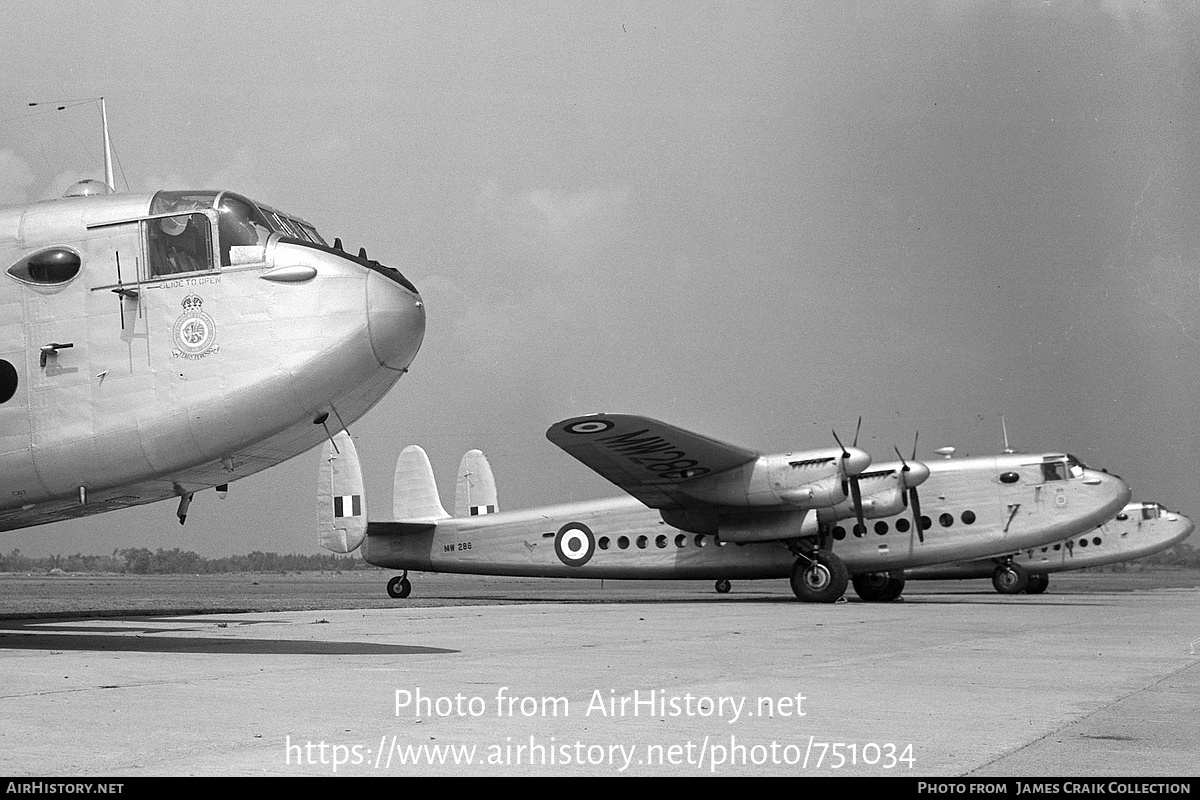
left=563, top=419, right=615, bottom=435
left=554, top=522, right=596, bottom=567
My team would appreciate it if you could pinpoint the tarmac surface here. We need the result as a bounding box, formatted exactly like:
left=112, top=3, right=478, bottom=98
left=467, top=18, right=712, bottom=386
left=0, top=571, right=1197, bottom=777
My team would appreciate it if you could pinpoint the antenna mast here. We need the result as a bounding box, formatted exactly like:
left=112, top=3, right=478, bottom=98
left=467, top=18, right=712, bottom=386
left=1001, top=415, right=1014, bottom=454
left=100, top=97, right=115, bottom=192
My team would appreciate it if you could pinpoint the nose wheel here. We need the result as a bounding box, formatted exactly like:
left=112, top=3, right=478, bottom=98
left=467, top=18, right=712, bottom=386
left=387, top=572, right=412, bottom=599
left=790, top=552, right=848, bottom=603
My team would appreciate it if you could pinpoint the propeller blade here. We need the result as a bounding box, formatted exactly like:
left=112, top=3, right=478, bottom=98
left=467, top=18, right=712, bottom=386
left=910, top=485, right=924, bottom=543
left=832, top=428, right=851, bottom=499
left=896, top=433, right=927, bottom=542
left=850, top=475, right=866, bottom=536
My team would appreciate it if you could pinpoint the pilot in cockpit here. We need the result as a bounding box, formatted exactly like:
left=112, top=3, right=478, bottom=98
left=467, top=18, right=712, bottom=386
left=158, top=214, right=205, bottom=274
left=218, top=196, right=271, bottom=266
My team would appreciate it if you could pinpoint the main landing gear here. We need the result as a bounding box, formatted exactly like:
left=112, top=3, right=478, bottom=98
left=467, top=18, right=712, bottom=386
left=851, top=572, right=906, bottom=602
left=387, top=571, right=412, bottom=599
left=991, top=562, right=1028, bottom=594
left=1025, top=573, right=1050, bottom=594
left=790, top=551, right=848, bottom=603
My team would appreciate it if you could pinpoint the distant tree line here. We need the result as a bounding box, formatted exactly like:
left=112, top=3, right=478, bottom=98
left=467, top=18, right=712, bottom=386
left=0, top=547, right=369, bottom=574
left=0, top=542, right=1196, bottom=574
left=1093, top=542, right=1200, bottom=570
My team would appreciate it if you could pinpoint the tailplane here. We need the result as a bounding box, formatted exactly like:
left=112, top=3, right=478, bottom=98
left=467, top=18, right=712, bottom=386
left=393, top=445, right=452, bottom=521
left=318, top=431, right=367, bottom=554
left=455, top=449, right=499, bottom=517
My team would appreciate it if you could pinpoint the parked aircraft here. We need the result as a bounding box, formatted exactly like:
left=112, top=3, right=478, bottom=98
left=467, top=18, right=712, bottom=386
left=317, top=414, right=1131, bottom=602
left=1, top=101, right=426, bottom=532
left=902, top=501, right=1192, bottom=593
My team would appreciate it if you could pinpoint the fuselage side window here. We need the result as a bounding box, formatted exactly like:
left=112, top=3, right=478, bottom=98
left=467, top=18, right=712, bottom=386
left=146, top=213, right=214, bottom=277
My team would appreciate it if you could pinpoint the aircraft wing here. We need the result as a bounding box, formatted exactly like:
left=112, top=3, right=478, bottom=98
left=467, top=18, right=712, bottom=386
left=546, top=414, right=759, bottom=509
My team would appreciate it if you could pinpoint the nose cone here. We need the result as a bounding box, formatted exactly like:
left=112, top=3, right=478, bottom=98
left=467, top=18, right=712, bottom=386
left=1171, top=512, right=1195, bottom=543
left=366, top=270, right=426, bottom=371
left=1093, top=469, right=1133, bottom=516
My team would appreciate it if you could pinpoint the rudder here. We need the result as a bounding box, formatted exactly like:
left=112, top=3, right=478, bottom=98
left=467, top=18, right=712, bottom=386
left=393, top=445, right=451, bottom=521
left=455, top=449, right=498, bottom=517
left=318, top=431, right=367, bottom=553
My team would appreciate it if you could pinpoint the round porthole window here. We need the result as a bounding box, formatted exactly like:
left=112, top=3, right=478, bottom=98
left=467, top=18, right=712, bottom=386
left=8, top=248, right=82, bottom=285
left=0, top=360, right=16, bottom=404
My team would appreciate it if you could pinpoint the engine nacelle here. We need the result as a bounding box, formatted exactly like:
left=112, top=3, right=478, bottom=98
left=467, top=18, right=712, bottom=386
left=717, top=507, right=820, bottom=543
left=817, top=481, right=906, bottom=524
left=680, top=448, right=869, bottom=510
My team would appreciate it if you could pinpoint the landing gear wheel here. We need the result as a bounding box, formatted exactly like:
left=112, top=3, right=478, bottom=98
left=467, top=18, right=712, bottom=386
left=851, top=572, right=906, bottom=602
left=992, top=563, right=1028, bottom=595
left=1025, top=573, right=1049, bottom=594
left=790, top=553, right=849, bottom=603
left=387, top=574, right=412, bottom=599
left=714, top=578, right=731, bottom=594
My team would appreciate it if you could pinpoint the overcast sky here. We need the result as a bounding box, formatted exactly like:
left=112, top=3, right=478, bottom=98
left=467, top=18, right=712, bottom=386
left=3, top=1, right=1198, bottom=556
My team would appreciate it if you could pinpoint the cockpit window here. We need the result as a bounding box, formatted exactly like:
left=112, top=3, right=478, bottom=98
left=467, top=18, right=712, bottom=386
left=1065, top=455, right=1086, bottom=479
left=264, top=211, right=302, bottom=239
left=291, top=221, right=325, bottom=245
left=1041, top=461, right=1067, bottom=482
left=150, top=190, right=328, bottom=266
left=146, top=213, right=213, bottom=277
left=216, top=194, right=272, bottom=266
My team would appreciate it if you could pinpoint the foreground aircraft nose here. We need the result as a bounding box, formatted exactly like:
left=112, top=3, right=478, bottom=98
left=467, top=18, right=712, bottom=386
left=1095, top=469, right=1133, bottom=517
left=366, top=270, right=426, bottom=371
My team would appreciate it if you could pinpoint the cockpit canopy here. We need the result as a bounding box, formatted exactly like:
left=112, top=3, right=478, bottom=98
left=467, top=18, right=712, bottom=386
left=148, top=190, right=326, bottom=275
left=1000, top=454, right=1088, bottom=486
left=1041, top=455, right=1086, bottom=482
left=1117, top=502, right=1167, bottom=522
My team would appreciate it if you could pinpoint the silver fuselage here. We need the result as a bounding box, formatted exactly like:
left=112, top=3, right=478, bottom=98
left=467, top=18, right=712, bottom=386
left=903, top=502, right=1192, bottom=579
left=363, top=453, right=1130, bottom=578
left=1, top=189, right=424, bottom=531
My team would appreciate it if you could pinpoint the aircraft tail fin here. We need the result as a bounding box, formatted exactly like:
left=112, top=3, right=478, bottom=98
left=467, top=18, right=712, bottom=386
left=454, top=449, right=498, bottom=517
left=393, top=445, right=451, bottom=522
left=318, top=431, right=367, bottom=554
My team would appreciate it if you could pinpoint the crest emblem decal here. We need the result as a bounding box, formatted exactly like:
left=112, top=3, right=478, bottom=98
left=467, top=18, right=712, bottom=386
left=172, top=294, right=219, bottom=360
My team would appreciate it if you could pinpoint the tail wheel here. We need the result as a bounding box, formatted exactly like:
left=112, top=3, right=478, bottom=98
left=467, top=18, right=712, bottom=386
left=992, top=563, right=1028, bottom=594
left=714, top=579, right=731, bottom=594
left=851, top=572, right=906, bottom=602
left=1025, top=573, right=1049, bottom=594
left=387, top=574, right=412, bottom=599
left=790, top=553, right=849, bottom=603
